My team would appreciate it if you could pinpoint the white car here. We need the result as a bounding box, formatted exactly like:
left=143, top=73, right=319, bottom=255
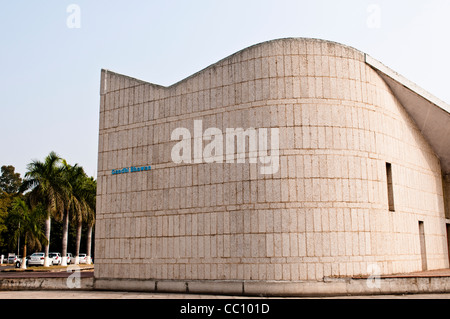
left=28, top=252, right=46, bottom=266
left=49, top=252, right=61, bottom=265
left=8, top=254, right=20, bottom=264
left=66, top=253, right=75, bottom=264
left=78, top=253, right=87, bottom=264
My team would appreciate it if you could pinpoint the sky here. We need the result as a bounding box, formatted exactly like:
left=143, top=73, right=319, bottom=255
left=1, top=0, right=449, bottom=179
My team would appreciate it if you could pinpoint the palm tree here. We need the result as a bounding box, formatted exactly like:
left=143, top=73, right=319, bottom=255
left=21, top=151, right=67, bottom=267
left=72, top=174, right=96, bottom=264
left=60, top=161, right=85, bottom=266
left=9, top=197, right=48, bottom=269
left=83, top=177, right=96, bottom=264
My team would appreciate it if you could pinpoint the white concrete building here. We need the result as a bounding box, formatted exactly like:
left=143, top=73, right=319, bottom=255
left=94, top=38, right=450, bottom=294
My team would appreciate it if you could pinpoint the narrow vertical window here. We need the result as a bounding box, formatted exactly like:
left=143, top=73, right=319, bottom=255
left=443, top=174, right=450, bottom=219
left=419, top=221, right=427, bottom=271
left=386, top=162, right=395, bottom=211
left=446, top=224, right=450, bottom=267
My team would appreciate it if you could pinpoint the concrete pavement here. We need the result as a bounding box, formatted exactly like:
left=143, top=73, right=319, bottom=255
left=3, top=265, right=450, bottom=298
left=1, top=289, right=450, bottom=299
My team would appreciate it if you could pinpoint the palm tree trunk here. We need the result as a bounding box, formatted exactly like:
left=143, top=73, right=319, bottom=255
left=75, top=221, right=82, bottom=264
left=61, top=210, right=69, bottom=266
left=43, top=215, right=51, bottom=267
left=21, top=243, right=27, bottom=269
left=86, top=224, right=92, bottom=264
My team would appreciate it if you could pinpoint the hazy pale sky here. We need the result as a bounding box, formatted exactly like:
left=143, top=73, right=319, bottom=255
left=1, top=0, right=449, bottom=179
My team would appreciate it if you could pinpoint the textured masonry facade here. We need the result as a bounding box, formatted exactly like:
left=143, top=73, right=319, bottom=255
left=95, top=38, right=449, bottom=284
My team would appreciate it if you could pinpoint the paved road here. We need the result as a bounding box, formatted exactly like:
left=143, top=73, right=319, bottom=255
left=1, top=266, right=450, bottom=301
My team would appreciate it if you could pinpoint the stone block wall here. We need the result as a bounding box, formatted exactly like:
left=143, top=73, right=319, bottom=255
left=95, top=38, right=448, bottom=284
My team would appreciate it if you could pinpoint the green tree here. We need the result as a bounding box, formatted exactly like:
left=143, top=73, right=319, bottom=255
left=0, top=165, right=22, bottom=194
left=21, top=152, right=68, bottom=266
left=71, top=172, right=96, bottom=264
left=0, top=190, right=23, bottom=254
left=0, top=166, right=23, bottom=252
left=0, top=191, right=12, bottom=251
left=60, top=160, right=86, bottom=266
left=9, top=198, right=48, bottom=269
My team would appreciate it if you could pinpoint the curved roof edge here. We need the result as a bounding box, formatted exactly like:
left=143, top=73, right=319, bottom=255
left=102, top=37, right=364, bottom=90
left=365, top=54, right=450, bottom=173
left=168, top=37, right=364, bottom=88
left=100, top=37, right=450, bottom=173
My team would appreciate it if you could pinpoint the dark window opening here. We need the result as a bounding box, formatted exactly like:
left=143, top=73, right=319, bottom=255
left=386, top=163, right=395, bottom=212
left=419, top=221, right=427, bottom=271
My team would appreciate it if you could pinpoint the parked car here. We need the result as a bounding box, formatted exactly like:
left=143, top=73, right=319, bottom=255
left=7, top=254, right=18, bottom=264
left=28, top=252, right=46, bottom=266
left=15, top=256, right=29, bottom=268
left=49, top=252, right=61, bottom=265
left=66, top=253, right=74, bottom=265
left=78, top=253, right=87, bottom=264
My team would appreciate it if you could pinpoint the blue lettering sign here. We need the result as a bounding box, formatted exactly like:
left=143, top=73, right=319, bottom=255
left=112, top=165, right=151, bottom=175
